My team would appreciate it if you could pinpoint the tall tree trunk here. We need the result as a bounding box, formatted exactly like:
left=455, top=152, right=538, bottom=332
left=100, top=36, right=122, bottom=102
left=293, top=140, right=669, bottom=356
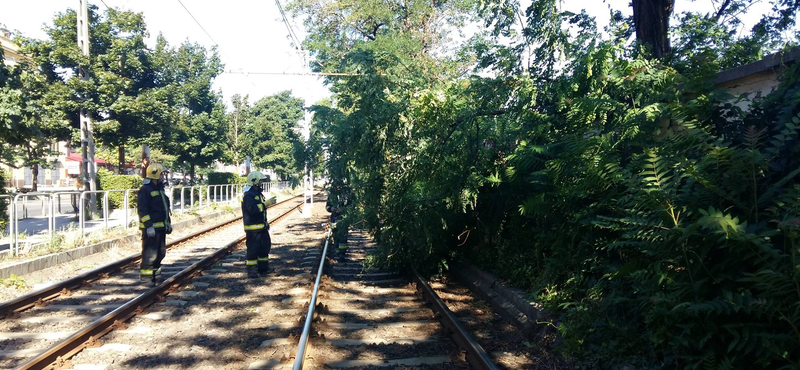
left=118, top=143, right=125, bottom=174
left=31, top=164, right=39, bottom=192
left=631, top=0, right=674, bottom=59
left=190, top=164, right=196, bottom=186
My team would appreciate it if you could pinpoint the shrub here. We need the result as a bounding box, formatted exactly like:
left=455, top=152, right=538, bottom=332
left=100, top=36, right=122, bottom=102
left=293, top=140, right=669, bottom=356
left=338, top=41, right=800, bottom=368
left=97, top=168, right=140, bottom=210
left=208, top=172, right=238, bottom=185
left=208, top=172, right=266, bottom=185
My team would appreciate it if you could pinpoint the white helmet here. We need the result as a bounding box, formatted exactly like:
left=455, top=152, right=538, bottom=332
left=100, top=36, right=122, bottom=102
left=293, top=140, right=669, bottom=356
left=246, top=171, right=266, bottom=186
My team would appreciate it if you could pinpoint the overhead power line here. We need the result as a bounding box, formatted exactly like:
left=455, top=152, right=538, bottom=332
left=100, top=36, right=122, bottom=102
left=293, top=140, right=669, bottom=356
left=176, top=0, right=234, bottom=61
left=274, top=0, right=302, bottom=48
left=273, top=0, right=307, bottom=65
left=176, top=0, right=219, bottom=46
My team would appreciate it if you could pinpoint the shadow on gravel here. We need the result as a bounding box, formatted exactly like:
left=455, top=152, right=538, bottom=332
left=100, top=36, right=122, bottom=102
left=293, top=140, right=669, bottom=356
left=115, top=201, right=329, bottom=369
left=113, top=198, right=458, bottom=369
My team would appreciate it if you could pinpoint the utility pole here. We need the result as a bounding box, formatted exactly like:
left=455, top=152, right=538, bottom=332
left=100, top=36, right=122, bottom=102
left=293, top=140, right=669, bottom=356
left=77, top=0, right=98, bottom=212
left=301, top=50, right=314, bottom=218
left=140, top=144, right=150, bottom=179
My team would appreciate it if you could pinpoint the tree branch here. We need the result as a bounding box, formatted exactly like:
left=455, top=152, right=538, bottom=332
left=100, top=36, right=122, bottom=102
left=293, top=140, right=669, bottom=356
left=443, top=109, right=507, bottom=144
left=712, top=0, right=733, bottom=22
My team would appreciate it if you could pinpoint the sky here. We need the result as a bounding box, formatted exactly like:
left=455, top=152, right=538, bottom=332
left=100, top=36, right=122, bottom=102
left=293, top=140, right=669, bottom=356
left=1, top=0, right=780, bottom=112
left=2, top=0, right=330, bottom=110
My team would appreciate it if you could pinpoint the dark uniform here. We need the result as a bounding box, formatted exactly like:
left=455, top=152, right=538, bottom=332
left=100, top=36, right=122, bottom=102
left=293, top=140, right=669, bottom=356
left=137, top=180, right=171, bottom=280
left=241, top=185, right=272, bottom=274
left=326, top=188, right=352, bottom=256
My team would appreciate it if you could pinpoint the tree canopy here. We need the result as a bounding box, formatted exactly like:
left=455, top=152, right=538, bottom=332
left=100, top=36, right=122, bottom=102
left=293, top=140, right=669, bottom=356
left=1, top=5, right=309, bottom=185
left=292, top=0, right=800, bottom=368
left=242, top=91, right=305, bottom=179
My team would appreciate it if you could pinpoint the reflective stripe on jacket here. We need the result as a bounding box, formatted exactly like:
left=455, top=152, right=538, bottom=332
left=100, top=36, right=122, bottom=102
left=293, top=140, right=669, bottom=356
left=242, top=186, right=268, bottom=232
left=138, top=182, right=170, bottom=229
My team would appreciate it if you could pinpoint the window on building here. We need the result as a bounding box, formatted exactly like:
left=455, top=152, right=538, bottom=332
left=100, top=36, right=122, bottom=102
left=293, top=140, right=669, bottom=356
left=37, top=165, right=46, bottom=185
left=52, top=163, right=61, bottom=185
left=23, top=167, right=32, bottom=186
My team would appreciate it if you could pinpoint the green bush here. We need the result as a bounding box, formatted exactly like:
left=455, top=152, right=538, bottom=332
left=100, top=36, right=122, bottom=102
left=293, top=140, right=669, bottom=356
left=97, top=168, right=141, bottom=210
left=322, top=36, right=800, bottom=370
left=288, top=175, right=300, bottom=189
left=208, top=172, right=237, bottom=185
left=208, top=171, right=266, bottom=185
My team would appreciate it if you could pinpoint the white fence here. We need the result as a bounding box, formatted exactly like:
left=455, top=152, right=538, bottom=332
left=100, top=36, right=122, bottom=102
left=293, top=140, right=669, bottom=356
left=1, top=181, right=291, bottom=256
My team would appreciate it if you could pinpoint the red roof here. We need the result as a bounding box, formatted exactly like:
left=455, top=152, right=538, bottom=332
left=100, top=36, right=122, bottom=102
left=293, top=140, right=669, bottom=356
left=65, top=153, right=109, bottom=164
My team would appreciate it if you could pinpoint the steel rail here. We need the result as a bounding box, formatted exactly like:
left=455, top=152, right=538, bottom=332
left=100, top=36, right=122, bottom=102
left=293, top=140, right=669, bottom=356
left=292, top=228, right=332, bottom=370
left=15, top=201, right=304, bottom=370
left=0, top=195, right=303, bottom=317
left=412, top=270, right=500, bottom=370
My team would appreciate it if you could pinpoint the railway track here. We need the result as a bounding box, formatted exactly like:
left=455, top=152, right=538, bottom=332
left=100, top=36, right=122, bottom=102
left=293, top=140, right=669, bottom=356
left=0, top=195, right=305, bottom=370
left=276, top=228, right=501, bottom=369
left=2, top=195, right=510, bottom=369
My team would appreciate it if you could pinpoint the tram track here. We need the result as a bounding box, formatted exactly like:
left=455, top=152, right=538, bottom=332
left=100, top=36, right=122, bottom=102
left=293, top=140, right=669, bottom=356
left=0, top=195, right=306, bottom=370
left=285, top=228, right=501, bottom=369
left=2, top=194, right=514, bottom=370
left=0, top=195, right=302, bottom=318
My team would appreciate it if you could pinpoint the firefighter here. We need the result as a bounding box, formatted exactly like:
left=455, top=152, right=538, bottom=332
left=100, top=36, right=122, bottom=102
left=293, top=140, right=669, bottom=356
left=241, top=170, right=272, bottom=278
left=137, top=163, right=171, bottom=285
left=326, top=184, right=352, bottom=260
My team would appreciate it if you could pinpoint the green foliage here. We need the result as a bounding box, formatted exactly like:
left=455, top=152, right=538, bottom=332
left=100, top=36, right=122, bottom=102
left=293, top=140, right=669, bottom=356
left=0, top=43, right=71, bottom=191
left=225, top=94, right=250, bottom=167
left=155, top=40, right=225, bottom=181
left=207, top=172, right=240, bottom=185
left=243, top=91, right=305, bottom=178
left=20, top=6, right=228, bottom=179
left=97, top=168, right=140, bottom=210
left=0, top=274, right=27, bottom=289
left=294, top=0, right=800, bottom=368
left=23, top=6, right=174, bottom=173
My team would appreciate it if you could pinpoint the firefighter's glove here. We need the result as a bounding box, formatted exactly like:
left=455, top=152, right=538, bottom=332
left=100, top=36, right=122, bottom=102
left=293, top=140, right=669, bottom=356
left=165, top=224, right=173, bottom=234
left=146, top=226, right=156, bottom=238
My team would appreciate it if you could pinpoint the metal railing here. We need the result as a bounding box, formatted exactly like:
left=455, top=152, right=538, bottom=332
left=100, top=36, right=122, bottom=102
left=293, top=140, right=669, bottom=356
left=1, top=194, right=14, bottom=254
left=293, top=227, right=332, bottom=369
left=1, top=181, right=277, bottom=256
left=79, top=191, right=106, bottom=236
left=124, top=189, right=137, bottom=229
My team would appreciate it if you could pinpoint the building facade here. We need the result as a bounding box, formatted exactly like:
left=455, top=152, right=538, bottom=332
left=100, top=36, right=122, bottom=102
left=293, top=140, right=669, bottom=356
left=714, top=47, right=800, bottom=111
left=0, top=23, right=23, bottom=65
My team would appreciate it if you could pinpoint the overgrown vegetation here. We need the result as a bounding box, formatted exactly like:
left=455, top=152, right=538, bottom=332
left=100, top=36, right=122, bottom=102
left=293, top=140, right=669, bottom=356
left=292, top=0, right=800, bottom=368
left=0, top=274, right=27, bottom=289
left=208, top=172, right=244, bottom=185
left=97, top=168, right=140, bottom=210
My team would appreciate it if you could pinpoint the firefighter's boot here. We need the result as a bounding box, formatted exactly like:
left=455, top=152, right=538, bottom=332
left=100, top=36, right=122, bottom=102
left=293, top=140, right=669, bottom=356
left=257, top=258, right=273, bottom=275
left=246, top=264, right=259, bottom=279
left=140, top=269, right=156, bottom=286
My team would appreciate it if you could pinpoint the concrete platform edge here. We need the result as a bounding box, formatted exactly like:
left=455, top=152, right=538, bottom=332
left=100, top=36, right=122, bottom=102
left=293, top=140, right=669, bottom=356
left=449, top=262, right=556, bottom=339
